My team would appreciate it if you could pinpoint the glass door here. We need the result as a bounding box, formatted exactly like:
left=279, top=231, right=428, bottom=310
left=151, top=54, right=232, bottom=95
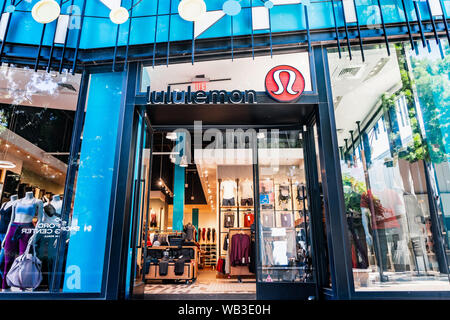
left=126, top=109, right=153, bottom=299
left=255, top=128, right=319, bottom=299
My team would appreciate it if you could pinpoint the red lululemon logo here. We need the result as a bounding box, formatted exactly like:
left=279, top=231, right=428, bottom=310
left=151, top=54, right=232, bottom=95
left=265, top=65, right=305, bottom=102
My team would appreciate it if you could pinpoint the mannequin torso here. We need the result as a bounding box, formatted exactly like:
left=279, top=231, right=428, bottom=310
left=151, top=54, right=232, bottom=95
left=44, top=194, right=62, bottom=224
left=13, top=192, right=43, bottom=224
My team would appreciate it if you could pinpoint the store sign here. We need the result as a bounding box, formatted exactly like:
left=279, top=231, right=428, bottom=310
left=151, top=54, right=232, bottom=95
left=146, top=85, right=257, bottom=104
left=265, top=65, right=305, bottom=102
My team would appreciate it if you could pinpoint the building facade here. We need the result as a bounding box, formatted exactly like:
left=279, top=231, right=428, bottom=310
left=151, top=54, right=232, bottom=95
left=0, top=0, right=447, bottom=300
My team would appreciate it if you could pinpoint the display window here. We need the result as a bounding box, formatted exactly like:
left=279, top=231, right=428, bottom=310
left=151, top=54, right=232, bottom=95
left=0, top=65, right=127, bottom=295
left=329, top=40, right=450, bottom=291
left=0, top=66, right=80, bottom=292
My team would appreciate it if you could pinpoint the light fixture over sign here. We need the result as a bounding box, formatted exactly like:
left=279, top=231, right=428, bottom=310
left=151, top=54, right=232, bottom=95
left=178, top=0, right=207, bottom=22
left=31, top=0, right=61, bottom=24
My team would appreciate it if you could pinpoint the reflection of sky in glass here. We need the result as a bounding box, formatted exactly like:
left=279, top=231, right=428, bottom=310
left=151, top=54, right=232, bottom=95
left=0, top=66, right=70, bottom=106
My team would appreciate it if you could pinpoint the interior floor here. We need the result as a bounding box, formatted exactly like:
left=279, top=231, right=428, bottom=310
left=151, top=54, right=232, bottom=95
left=144, top=269, right=256, bottom=299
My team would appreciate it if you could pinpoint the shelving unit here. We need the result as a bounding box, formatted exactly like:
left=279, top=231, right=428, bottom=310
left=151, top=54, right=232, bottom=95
left=200, top=243, right=217, bottom=267
left=200, top=243, right=217, bottom=268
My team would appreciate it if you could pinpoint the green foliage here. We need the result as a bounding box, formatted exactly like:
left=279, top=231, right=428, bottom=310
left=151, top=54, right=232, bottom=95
left=342, top=174, right=366, bottom=213
left=409, top=43, right=449, bottom=164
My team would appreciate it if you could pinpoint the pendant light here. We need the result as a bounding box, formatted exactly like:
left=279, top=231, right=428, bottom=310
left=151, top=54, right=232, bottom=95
left=32, top=0, right=61, bottom=24
left=178, top=0, right=206, bottom=22
left=109, top=6, right=129, bottom=24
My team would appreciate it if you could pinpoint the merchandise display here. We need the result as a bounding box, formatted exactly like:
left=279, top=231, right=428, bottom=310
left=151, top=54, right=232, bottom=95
left=150, top=209, right=157, bottom=228
left=221, top=179, right=237, bottom=206
left=2, top=192, right=44, bottom=290
left=240, top=178, right=253, bottom=206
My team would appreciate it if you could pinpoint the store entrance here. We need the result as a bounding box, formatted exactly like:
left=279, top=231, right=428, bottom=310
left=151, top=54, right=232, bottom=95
left=125, top=108, right=321, bottom=300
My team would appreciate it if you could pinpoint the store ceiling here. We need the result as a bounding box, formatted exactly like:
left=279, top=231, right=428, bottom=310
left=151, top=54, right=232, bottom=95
left=0, top=129, right=66, bottom=186
left=143, top=51, right=312, bottom=92
left=328, top=46, right=402, bottom=148
left=0, top=66, right=80, bottom=111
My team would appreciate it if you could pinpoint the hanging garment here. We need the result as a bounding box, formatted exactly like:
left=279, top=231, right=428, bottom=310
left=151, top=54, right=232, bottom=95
left=272, top=240, right=288, bottom=265
left=212, top=228, right=216, bottom=243
left=244, top=212, right=254, bottom=228
left=249, top=236, right=256, bottom=274
left=223, top=234, right=229, bottom=251
left=262, top=212, right=274, bottom=228
left=230, top=233, right=251, bottom=266
left=150, top=211, right=157, bottom=228
left=202, top=228, right=206, bottom=241
left=224, top=212, right=235, bottom=228
left=263, top=239, right=274, bottom=266
left=280, top=212, right=293, bottom=228
left=296, top=185, right=306, bottom=202
left=279, top=184, right=291, bottom=204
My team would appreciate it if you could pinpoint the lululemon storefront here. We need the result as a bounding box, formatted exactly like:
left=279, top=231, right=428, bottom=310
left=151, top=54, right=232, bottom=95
left=0, top=0, right=447, bottom=301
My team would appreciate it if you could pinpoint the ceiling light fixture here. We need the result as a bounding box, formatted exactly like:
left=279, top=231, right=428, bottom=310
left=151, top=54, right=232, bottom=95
left=0, top=160, right=15, bottom=169
left=178, top=0, right=206, bottom=22
left=32, top=0, right=61, bottom=24
left=110, top=6, right=129, bottom=24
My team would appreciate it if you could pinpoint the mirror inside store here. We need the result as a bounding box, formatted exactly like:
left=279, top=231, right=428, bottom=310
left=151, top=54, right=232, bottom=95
left=133, top=129, right=314, bottom=297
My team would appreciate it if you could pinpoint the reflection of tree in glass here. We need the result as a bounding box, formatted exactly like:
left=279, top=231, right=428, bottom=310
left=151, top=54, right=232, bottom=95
left=409, top=42, right=449, bottom=164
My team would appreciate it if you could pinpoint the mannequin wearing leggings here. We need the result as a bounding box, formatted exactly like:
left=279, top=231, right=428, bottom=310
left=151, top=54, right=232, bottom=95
left=2, top=192, right=43, bottom=290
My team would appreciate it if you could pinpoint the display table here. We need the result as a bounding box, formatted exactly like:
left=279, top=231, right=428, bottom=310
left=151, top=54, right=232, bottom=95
left=145, top=245, right=200, bottom=283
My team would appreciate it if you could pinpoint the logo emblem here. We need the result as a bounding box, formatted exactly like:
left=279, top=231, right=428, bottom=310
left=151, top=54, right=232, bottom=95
left=265, top=65, right=305, bottom=102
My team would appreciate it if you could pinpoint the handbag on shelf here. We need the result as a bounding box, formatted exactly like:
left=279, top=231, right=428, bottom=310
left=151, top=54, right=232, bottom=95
left=6, top=238, right=42, bottom=290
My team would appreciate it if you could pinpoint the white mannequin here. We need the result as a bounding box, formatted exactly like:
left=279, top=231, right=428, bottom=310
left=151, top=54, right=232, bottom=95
left=240, top=178, right=253, bottom=200
left=221, top=179, right=237, bottom=200
left=2, top=192, right=43, bottom=248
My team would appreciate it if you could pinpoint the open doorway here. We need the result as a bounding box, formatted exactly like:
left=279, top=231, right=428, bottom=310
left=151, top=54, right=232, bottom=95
left=127, top=120, right=315, bottom=300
